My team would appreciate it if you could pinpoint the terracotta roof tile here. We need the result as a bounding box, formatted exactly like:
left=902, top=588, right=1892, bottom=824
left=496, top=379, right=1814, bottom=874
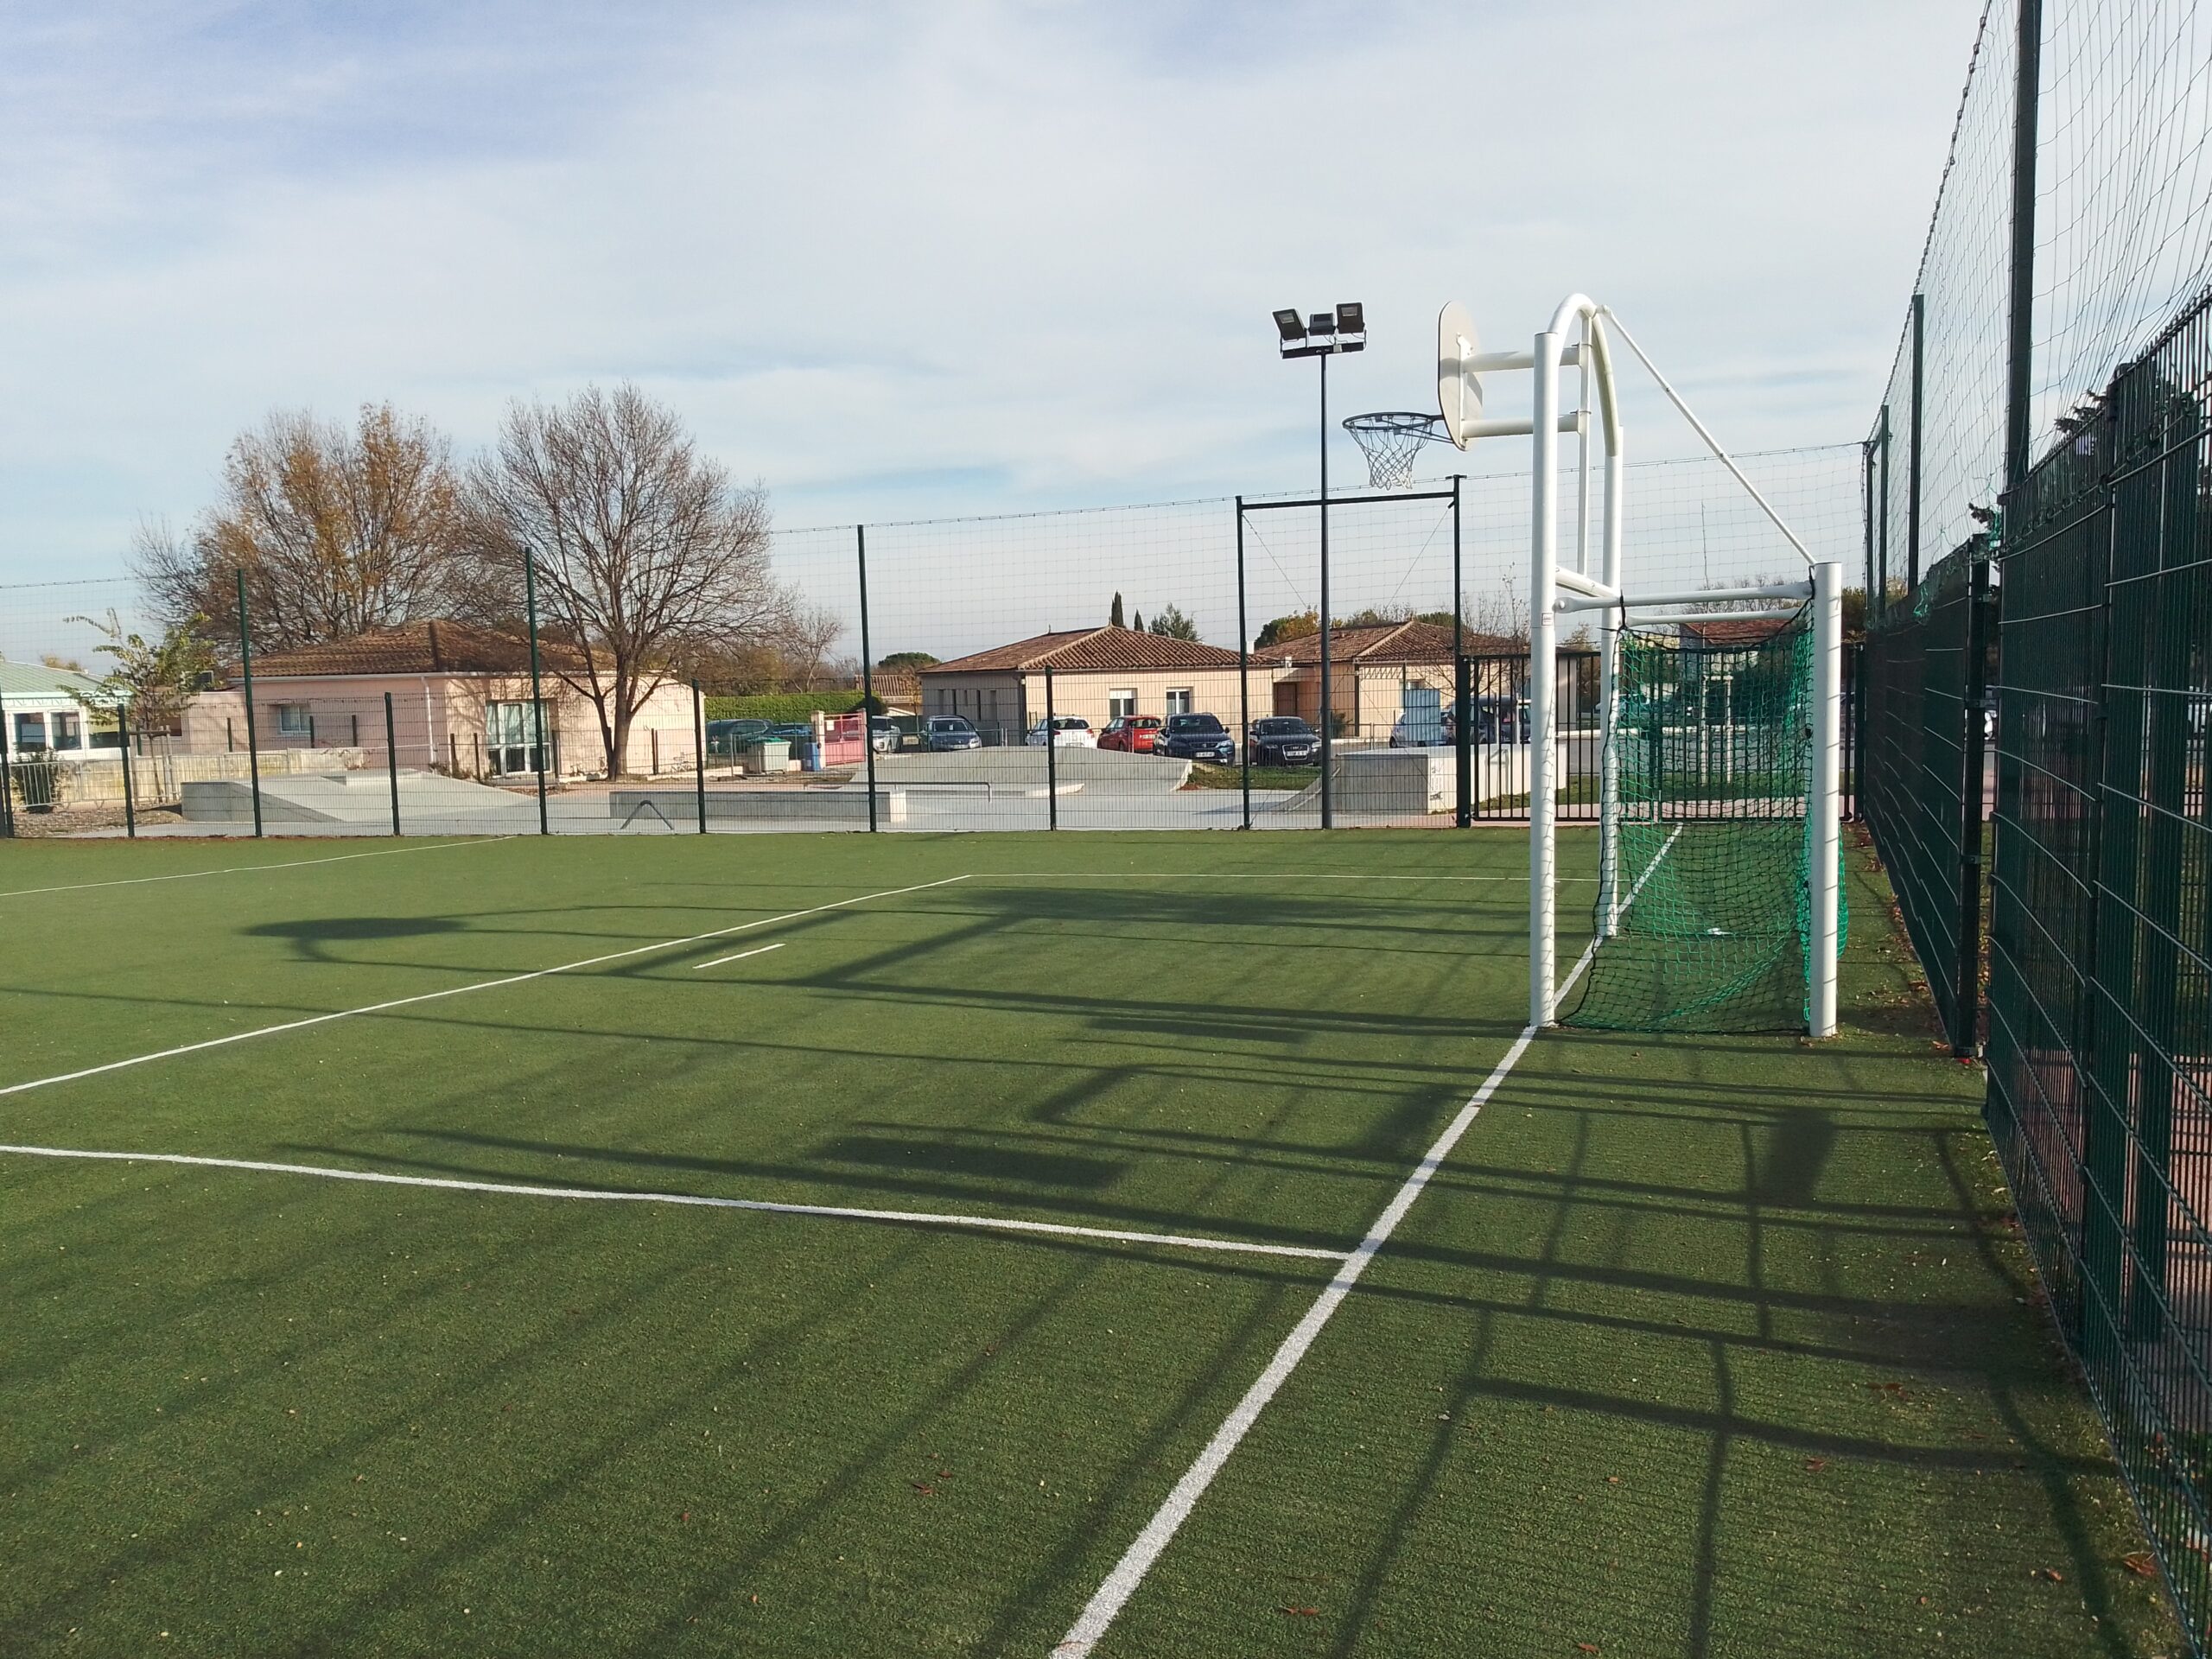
left=1676, top=616, right=1796, bottom=648
left=1268, top=620, right=1516, bottom=665
left=244, top=620, right=585, bottom=678
left=922, top=626, right=1243, bottom=675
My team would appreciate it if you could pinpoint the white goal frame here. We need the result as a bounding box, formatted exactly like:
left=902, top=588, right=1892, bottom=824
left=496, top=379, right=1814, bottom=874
left=1440, top=293, right=1842, bottom=1037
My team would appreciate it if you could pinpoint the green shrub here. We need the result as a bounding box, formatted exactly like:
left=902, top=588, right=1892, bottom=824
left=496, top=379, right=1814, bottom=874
left=702, top=692, right=871, bottom=722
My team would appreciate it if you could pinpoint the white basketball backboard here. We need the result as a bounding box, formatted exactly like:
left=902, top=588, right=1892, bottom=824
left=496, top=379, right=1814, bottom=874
left=1436, top=302, right=1484, bottom=449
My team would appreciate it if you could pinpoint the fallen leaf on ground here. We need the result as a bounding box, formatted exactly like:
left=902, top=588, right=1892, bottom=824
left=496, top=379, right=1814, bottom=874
left=1805, top=1458, right=1828, bottom=1473
left=2034, top=1567, right=2063, bottom=1583
left=2122, top=1551, right=2158, bottom=1578
left=1277, top=1605, right=1319, bottom=1617
left=1577, top=1644, right=1601, bottom=1654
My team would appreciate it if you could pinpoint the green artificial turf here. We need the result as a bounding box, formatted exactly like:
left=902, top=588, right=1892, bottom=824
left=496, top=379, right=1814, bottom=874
left=0, top=829, right=2182, bottom=1656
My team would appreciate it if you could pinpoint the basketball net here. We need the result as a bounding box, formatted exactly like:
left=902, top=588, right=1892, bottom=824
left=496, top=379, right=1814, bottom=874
left=1344, top=412, right=1445, bottom=490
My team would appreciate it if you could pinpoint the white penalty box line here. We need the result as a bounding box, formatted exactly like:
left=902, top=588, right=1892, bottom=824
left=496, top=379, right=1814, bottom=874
left=0, top=875, right=973, bottom=1101
left=0, top=1143, right=1344, bottom=1265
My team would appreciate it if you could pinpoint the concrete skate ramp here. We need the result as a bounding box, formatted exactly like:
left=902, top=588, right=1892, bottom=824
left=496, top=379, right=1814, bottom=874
left=874, top=748, right=1188, bottom=795
left=181, top=770, right=537, bottom=824
left=611, top=787, right=906, bottom=825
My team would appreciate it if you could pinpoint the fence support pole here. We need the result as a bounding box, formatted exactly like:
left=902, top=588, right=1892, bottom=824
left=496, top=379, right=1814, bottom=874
left=1951, top=554, right=1994, bottom=1054
left=2005, top=0, right=2044, bottom=494
left=117, top=702, right=137, bottom=837
left=1908, top=291, right=1925, bottom=592
left=1045, top=666, right=1058, bottom=830
left=1453, top=474, right=1471, bottom=827
left=857, top=525, right=880, bottom=833
left=524, top=543, right=550, bottom=836
left=1318, top=353, right=1333, bottom=829
left=384, top=691, right=401, bottom=836
left=1809, top=561, right=1844, bottom=1038
left=1235, top=497, right=1251, bottom=830
left=236, top=569, right=263, bottom=838
left=692, top=679, right=707, bottom=835
left=0, top=685, right=15, bottom=838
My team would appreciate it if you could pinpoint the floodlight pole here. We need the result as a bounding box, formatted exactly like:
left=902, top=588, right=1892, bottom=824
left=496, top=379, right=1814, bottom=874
left=236, top=569, right=264, bottom=839
left=1319, top=351, right=1333, bottom=825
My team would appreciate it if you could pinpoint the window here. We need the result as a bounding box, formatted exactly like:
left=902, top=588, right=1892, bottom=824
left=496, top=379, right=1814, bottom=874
left=1165, top=688, right=1193, bottom=715
left=13, top=712, right=46, bottom=752
left=274, top=703, right=311, bottom=736
left=486, top=700, right=550, bottom=777
left=50, top=711, right=82, bottom=750
left=1109, top=689, right=1136, bottom=720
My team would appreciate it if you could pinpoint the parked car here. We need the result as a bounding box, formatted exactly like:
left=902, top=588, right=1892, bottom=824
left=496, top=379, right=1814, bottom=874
left=1157, top=713, right=1235, bottom=765
left=1026, top=715, right=1096, bottom=748
left=1389, top=710, right=1446, bottom=748
left=1443, top=696, right=1529, bottom=745
left=1096, top=715, right=1164, bottom=753
left=764, top=722, right=814, bottom=746
left=869, top=717, right=902, bottom=753
left=704, top=718, right=775, bottom=760
left=922, top=715, right=983, bottom=752
left=1245, top=715, right=1319, bottom=766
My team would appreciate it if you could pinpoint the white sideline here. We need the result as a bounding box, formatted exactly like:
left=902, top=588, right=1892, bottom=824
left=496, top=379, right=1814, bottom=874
left=1051, top=830, right=1681, bottom=1656
left=983, top=872, right=1602, bottom=882
left=694, top=942, right=785, bottom=970
left=0, top=876, right=969, bottom=1100
left=0, top=1143, right=1345, bottom=1263
left=0, top=836, right=508, bottom=899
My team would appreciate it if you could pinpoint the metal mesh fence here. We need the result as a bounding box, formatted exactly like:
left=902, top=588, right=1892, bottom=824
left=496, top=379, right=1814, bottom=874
left=1861, top=544, right=1995, bottom=1052
left=1983, top=289, right=2212, bottom=1649
left=1, top=445, right=1859, bottom=842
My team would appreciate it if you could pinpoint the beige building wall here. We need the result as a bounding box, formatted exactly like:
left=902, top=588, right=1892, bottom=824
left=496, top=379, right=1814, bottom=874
left=922, top=666, right=1286, bottom=736
left=181, top=674, right=696, bottom=777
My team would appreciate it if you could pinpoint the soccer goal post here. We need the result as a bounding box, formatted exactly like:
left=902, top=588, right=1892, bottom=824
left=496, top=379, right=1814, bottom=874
left=1440, top=292, right=1843, bottom=1037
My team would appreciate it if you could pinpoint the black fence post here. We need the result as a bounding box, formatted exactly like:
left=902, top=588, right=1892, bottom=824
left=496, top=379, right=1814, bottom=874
left=1235, top=496, right=1251, bottom=830
left=117, top=702, right=137, bottom=838
left=236, top=569, right=263, bottom=838
left=524, top=543, right=550, bottom=836
left=857, top=525, right=880, bottom=833
left=692, top=679, right=708, bottom=835
left=1951, top=556, right=1993, bottom=1054
left=1455, top=655, right=1473, bottom=827
left=1044, top=665, right=1058, bottom=830
left=1908, top=291, right=1925, bottom=593
left=384, top=691, right=401, bottom=836
left=0, top=684, right=15, bottom=838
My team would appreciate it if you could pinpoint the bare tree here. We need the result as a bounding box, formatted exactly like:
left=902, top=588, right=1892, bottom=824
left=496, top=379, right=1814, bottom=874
left=135, top=407, right=468, bottom=650
left=464, top=383, right=789, bottom=775
left=1471, top=579, right=1530, bottom=645
left=779, top=603, right=845, bottom=690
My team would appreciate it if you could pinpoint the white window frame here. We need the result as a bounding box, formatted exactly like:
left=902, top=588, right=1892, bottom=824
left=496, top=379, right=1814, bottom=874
left=1109, top=689, right=1137, bottom=720
left=273, top=702, right=311, bottom=736
left=1165, top=688, right=1193, bottom=716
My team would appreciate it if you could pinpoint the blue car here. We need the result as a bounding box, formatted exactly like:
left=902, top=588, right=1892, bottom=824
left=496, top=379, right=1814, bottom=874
left=923, top=715, right=983, bottom=752
left=1157, top=713, right=1235, bottom=765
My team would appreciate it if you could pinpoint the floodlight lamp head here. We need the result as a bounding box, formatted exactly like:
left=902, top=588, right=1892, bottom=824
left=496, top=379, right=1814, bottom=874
left=1336, top=302, right=1364, bottom=335
left=1309, top=311, right=1335, bottom=336
left=1274, top=308, right=1306, bottom=344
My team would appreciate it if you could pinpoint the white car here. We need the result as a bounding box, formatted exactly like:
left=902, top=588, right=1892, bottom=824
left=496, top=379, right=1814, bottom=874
left=1026, top=715, right=1097, bottom=748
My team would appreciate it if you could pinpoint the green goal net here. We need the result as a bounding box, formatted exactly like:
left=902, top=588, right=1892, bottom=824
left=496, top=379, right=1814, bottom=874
left=1563, top=612, right=1847, bottom=1033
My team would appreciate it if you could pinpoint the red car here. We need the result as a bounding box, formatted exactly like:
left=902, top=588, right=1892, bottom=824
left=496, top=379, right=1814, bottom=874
left=1096, top=715, right=1164, bottom=753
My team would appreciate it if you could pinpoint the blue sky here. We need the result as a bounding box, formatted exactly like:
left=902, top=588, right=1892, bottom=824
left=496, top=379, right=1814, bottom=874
left=0, top=0, right=1983, bottom=594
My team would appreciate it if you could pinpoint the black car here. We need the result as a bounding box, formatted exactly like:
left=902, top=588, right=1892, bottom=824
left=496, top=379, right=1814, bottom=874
left=1157, top=713, right=1235, bottom=765
left=1245, top=715, right=1319, bottom=766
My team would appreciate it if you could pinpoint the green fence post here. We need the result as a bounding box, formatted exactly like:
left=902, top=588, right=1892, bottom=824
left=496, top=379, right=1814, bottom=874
left=692, top=679, right=708, bottom=835
left=0, top=684, right=15, bottom=838
left=1044, top=665, right=1058, bottom=830
left=236, top=569, right=263, bottom=838
left=385, top=691, right=401, bottom=836
left=117, top=702, right=137, bottom=838
left=857, top=526, right=880, bottom=833
left=524, top=543, right=549, bottom=836
left=1235, top=497, right=1251, bottom=831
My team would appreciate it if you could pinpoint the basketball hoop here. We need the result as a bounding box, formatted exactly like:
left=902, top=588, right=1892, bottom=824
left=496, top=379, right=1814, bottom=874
left=1344, top=411, right=1446, bottom=490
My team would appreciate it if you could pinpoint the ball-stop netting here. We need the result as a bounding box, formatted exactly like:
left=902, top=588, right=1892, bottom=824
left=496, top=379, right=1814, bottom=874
left=1563, top=613, right=1846, bottom=1033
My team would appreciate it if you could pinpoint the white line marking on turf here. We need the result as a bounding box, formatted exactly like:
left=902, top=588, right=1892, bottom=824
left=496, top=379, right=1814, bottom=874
left=0, top=836, right=509, bottom=899
left=694, top=942, right=786, bottom=970
left=1052, top=829, right=1681, bottom=1656
left=0, top=876, right=969, bottom=1099
left=0, top=1144, right=1345, bottom=1263
left=983, top=872, right=1602, bottom=882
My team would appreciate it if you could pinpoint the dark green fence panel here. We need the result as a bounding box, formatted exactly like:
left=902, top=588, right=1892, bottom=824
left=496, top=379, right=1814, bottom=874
left=1861, top=543, right=1992, bottom=1052
left=1985, top=288, right=2212, bottom=1647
